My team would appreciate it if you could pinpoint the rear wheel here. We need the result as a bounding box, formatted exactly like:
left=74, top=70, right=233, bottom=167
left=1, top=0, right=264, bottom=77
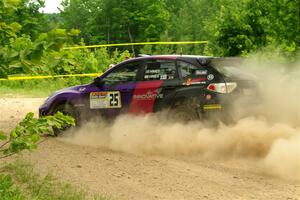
left=52, top=104, right=79, bottom=136
left=170, top=98, right=201, bottom=122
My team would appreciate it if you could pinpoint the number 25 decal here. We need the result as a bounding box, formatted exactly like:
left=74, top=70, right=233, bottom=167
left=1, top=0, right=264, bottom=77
left=109, top=92, right=119, bottom=106
left=89, top=91, right=121, bottom=109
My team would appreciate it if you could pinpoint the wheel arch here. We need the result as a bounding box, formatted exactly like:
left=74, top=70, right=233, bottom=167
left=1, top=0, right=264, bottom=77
left=155, top=86, right=206, bottom=112
left=49, top=99, right=74, bottom=115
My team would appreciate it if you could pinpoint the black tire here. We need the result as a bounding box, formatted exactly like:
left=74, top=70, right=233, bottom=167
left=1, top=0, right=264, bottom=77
left=52, top=104, right=80, bottom=136
left=169, top=98, right=201, bottom=122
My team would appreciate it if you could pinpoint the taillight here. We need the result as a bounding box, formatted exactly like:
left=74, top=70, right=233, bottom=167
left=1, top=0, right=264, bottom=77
left=207, top=82, right=237, bottom=93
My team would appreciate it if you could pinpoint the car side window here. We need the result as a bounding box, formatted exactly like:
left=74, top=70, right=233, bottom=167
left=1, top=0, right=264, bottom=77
left=177, top=61, right=207, bottom=79
left=143, top=60, right=177, bottom=81
left=102, top=62, right=140, bottom=85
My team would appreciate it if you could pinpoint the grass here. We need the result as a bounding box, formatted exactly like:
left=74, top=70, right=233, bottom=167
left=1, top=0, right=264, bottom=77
left=1, top=160, right=110, bottom=200
left=0, top=77, right=93, bottom=98
left=0, top=174, right=25, bottom=200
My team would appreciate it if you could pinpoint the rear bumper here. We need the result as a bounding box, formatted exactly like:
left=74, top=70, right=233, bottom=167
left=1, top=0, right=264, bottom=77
left=203, top=104, right=222, bottom=111
left=201, top=90, right=260, bottom=122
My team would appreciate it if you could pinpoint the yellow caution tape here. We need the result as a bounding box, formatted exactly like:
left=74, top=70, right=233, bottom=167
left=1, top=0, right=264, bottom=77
left=1, top=41, right=208, bottom=80
left=0, top=73, right=101, bottom=81
left=64, top=41, right=208, bottom=50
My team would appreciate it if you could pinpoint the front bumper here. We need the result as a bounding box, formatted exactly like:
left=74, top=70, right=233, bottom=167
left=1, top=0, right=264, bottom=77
left=39, top=104, right=49, bottom=117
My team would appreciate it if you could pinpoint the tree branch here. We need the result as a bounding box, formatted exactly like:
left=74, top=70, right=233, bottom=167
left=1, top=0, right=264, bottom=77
left=0, top=141, right=9, bottom=150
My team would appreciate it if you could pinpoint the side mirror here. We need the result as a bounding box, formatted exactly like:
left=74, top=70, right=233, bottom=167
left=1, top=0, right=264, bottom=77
left=94, top=77, right=104, bottom=86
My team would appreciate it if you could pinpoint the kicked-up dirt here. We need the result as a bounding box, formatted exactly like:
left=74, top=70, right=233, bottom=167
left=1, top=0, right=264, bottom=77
left=0, top=97, right=299, bottom=200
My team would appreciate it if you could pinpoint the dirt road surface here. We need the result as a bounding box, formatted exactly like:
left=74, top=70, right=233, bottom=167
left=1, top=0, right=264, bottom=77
left=0, top=98, right=299, bottom=200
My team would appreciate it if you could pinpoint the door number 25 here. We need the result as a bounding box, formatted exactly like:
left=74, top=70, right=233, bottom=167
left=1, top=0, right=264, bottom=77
left=108, top=92, right=121, bottom=107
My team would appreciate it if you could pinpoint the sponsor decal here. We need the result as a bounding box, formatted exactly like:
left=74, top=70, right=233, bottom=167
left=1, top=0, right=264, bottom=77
left=129, top=80, right=163, bottom=113
left=195, top=70, right=208, bottom=75
left=144, top=74, right=160, bottom=79
left=144, top=69, right=160, bottom=80
left=160, top=74, right=167, bottom=80
left=133, top=89, right=163, bottom=100
left=207, top=74, right=214, bottom=81
left=184, top=77, right=207, bottom=86
left=146, top=69, right=160, bottom=74
left=90, top=91, right=122, bottom=109
left=144, top=74, right=173, bottom=80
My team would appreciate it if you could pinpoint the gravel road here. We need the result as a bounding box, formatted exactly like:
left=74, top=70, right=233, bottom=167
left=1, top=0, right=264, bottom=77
left=0, top=98, right=299, bottom=200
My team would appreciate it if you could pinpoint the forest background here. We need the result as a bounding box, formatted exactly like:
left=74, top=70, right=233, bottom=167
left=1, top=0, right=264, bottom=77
left=0, top=0, right=299, bottom=88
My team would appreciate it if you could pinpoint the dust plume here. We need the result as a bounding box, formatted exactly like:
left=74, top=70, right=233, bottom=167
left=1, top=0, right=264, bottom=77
left=61, top=58, right=300, bottom=181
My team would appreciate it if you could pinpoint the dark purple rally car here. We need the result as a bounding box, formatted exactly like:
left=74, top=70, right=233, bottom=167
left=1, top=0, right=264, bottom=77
left=39, top=55, right=257, bottom=133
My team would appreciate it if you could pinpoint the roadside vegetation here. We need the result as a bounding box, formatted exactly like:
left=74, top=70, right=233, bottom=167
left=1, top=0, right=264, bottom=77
left=0, top=112, right=74, bottom=159
left=0, top=112, right=109, bottom=199
left=0, top=0, right=299, bottom=87
left=0, top=112, right=73, bottom=199
left=0, top=160, right=109, bottom=200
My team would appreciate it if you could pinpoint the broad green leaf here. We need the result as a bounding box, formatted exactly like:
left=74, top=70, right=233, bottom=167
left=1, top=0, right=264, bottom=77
left=31, top=134, right=40, bottom=143
left=10, top=131, right=17, bottom=138
left=25, top=112, right=34, bottom=120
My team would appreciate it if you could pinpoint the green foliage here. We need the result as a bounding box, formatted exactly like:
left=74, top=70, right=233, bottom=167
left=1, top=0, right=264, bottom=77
left=0, top=26, right=81, bottom=77
left=196, top=0, right=299, bottom=58
left=0, top=0, right=46, bottom=40
left=61, top=0, right=169, bottom=44
left=44, top=47, right=132, bottom=75
left=0, top=174, right=25, bottom=200
left=2, top=160, right=110, bottom=200
left=0, top=112, right=75, bottom=157
left=1, top=0, right=299, bottom=81
left=0, top=0, right=132, bottom=78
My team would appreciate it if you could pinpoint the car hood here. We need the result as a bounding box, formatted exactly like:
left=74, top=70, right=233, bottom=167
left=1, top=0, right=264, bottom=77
left=52, top=84, right=90, bottom=95
left=43, top=84, right=91, bottom=104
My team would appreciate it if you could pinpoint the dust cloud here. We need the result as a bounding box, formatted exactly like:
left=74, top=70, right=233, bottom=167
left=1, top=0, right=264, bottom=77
left=61, top=58, right=300, bottom=181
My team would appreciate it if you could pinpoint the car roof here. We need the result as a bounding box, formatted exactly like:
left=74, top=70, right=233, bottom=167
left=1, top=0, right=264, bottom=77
left=125, top=55, right=225, bottom=67
left=113, top=55, right=242, bottom=70
left=134, top=55, right=217, bottom=60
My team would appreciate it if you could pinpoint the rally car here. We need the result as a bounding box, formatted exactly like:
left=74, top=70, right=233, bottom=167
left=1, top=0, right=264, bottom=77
left=39, top=55, right=258, bottom=133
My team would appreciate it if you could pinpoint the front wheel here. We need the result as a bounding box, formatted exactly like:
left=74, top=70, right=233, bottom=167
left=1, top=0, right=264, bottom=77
left=52, top=104, right=80, bottom=136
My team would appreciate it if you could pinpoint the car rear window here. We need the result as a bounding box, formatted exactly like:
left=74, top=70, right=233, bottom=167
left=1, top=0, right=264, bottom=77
left=177, top=61, right=207, bottom=79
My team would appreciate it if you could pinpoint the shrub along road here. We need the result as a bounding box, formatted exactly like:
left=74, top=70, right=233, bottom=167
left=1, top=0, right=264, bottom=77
left=0, top=98, right=299, bottom=200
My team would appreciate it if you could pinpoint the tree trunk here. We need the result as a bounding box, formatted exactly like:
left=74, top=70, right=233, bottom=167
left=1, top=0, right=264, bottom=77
left=128, top=26, right=135, bottom=55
